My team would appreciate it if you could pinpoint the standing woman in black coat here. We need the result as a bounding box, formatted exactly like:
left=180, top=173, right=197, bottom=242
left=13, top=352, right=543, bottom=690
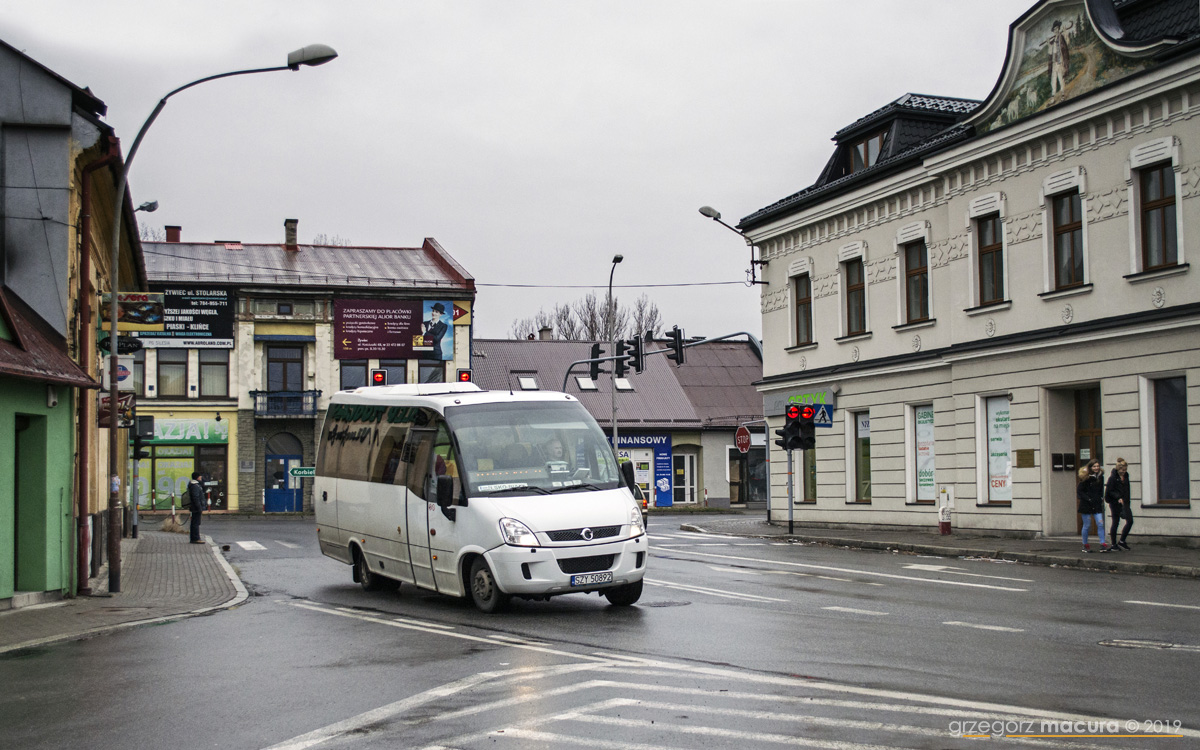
left=1106, top=458, right=1133, bottom=550
left=1076, top=459, right=1109, bottom=552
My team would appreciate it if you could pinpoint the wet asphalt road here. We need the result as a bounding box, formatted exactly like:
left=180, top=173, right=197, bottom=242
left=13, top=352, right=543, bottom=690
left=2, top=514, right=1198, bottom=749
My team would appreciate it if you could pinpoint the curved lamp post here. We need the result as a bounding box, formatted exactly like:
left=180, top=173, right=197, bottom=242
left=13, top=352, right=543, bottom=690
left=608, top=254, right=623, bottom=452
left=104, top=44, right=337, bottom=592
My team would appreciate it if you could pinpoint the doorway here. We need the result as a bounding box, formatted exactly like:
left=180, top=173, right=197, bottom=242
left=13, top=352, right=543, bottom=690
left=265, top=432, right=304, bottom=512
left=1074, top=387, right=1103, bottom=533
left=673, top=452, right=697, bottom=505
left=13, top=414, right=47, bottom=592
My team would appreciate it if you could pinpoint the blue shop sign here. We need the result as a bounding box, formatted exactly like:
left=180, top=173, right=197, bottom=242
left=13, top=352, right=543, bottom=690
left=613, top=434, right=673, bottom=507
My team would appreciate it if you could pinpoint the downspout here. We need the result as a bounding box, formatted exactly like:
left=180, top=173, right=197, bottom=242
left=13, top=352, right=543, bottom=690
left=76, top=137, right=120, bottom=596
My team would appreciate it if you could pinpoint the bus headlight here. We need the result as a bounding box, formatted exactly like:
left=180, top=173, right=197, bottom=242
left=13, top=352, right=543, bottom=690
left=629, top=505, right=644, bottom=536
left=499, top=517, right=538, bottom=547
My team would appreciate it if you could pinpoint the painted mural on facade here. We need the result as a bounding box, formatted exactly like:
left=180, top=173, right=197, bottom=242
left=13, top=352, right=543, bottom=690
left=982, top=3, right=1150, bottom=132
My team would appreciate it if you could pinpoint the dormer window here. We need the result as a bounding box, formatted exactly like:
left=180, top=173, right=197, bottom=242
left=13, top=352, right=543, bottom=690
left=850, top=132, right=885, bottom=173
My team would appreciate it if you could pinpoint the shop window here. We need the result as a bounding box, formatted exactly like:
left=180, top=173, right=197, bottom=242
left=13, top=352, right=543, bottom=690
left=340, top=360, right=367, bottom=390
left=983, top=395, right=1012, bottom=505
left=801, top=448, right=816, bottom=503
left=912, top=404, right=935, bottom=504
left=157, top=349, right=187, bottom=397
left=1152, top=376, right=1189, bottom=504
left=853, top=412, right=871, bottom=503
left=199, top=350, right=229, bottom=398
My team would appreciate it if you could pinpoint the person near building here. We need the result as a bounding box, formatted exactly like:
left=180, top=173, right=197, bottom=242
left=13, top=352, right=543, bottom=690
left=1076, top=459, right=1109, bottom=553
left=1106, top=458, right=1133, bottom=550
left=187, top=472, right=207, bottom=544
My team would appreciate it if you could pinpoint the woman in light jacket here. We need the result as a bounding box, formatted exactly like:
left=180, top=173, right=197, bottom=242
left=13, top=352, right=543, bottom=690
left=1106, top=458, right=1133, bottom=550
left=1076, top=459, right=1109, bottom=552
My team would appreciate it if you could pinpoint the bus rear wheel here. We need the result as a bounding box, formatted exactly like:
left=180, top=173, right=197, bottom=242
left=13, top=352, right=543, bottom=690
left=355, top=548, right=388, bottom=592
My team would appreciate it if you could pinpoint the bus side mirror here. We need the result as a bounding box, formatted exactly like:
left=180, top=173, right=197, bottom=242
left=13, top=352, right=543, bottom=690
left=620, top=461, right=643, bottom=500
left=436, top=475, right=455, bottom=508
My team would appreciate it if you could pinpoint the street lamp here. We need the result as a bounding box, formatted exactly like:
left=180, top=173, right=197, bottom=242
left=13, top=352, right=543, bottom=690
left=608, top=254, right=623, bottom=453
left=103, top=44, right=337, bottom=592
left=698, top=205, right=768, bottom=285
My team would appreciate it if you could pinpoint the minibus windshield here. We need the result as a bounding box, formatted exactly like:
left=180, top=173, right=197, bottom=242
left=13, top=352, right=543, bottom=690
left=444, top=400, right=621, bottom=498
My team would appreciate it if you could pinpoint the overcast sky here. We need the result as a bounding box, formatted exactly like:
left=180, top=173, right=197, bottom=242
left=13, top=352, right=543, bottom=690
left=4, top=0, right=1034, bottom=340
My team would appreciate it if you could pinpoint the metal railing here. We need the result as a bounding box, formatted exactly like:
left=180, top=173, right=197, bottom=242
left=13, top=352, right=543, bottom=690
left=248, top=389, right=323, bottom=417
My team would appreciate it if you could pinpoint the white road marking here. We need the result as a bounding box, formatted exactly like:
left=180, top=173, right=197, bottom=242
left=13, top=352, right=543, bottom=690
left=235, top=541, right=267, bottom=550
left=661, top=548, right=1028, bottom=591
left=764, top=569, right=885, bottom=586
left=707, top=564, right=762, bottom=575
left=644, top=578, right=787, bottom=603
left=943, top=621, right=1025, bottom=633
left=823, top=606, right=889, bottom=616
left=901, top=563, right=1032, bottom=582
left=1125, top=600, right=1200, bottom=611
left=274, top=540, right=301, bottom=549
left=1101, top=639, right=1200, bottom=653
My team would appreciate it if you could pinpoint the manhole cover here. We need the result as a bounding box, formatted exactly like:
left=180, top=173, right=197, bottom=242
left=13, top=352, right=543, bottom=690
left=640, top=601, right=690, bottom=608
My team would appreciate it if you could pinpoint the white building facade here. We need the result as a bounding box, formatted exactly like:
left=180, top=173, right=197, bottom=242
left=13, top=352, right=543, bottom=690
left=743, top=0, right=1199, bottom=539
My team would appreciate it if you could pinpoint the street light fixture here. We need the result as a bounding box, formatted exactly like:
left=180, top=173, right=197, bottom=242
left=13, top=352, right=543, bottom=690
left=608, top=254, right=623, bottom=453
left=698, top=205, right=768, bottom=286
left=103, top=44, right=337, bottom=592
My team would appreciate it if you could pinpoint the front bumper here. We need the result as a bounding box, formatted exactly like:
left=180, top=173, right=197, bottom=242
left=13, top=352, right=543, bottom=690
left=486, top=534, right=648, bottom=596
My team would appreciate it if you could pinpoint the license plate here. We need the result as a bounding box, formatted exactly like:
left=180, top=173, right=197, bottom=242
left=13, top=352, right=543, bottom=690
left=571, top=571, right=613, bottom=587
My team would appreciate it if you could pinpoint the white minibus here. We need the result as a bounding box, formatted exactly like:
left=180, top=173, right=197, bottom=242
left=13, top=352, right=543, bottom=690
left=314, top=382, right=647, bottom=612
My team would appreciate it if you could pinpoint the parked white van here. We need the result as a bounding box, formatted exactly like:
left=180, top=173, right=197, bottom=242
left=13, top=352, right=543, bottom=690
left=314, top=383, right=647, bottom=612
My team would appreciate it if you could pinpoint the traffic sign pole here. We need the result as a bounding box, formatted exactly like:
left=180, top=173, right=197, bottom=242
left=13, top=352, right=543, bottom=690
left=787, top=449, right=794, bottom=535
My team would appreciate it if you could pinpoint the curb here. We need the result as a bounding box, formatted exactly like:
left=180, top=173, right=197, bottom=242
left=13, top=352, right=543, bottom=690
left=677, top=524, right=1200, bottom=579
left=0, top=535, right=248, bottom=655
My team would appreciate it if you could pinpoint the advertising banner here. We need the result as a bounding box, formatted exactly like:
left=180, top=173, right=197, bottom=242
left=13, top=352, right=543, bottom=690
left=133, top=286, right=235, bottom=348
left=98, top=392, right=134, bottom=428
left=615, top=434, right=673, bottom=506
left=985, top=396, right=1012, bottom=503
left=915, top=404, right=936, bottom=502
left=100, top=292, right=165, bottom=331
left=333, top=299, right=453, bottom=360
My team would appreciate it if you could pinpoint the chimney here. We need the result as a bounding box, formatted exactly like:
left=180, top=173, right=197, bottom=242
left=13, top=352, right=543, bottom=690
left=165, top=225, right=181, bottom=243
left=284, top=218, right=298, bottom=251
left=538, top=326, right=553, bottom=340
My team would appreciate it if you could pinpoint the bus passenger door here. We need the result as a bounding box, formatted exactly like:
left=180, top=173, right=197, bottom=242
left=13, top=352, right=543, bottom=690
left=428, top=423, right=466, bottom=596
left=403, top=429, right=438, bottom=591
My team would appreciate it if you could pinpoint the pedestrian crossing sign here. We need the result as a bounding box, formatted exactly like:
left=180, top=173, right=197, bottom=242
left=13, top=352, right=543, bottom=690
left=813, top=405, right=833, bottom=427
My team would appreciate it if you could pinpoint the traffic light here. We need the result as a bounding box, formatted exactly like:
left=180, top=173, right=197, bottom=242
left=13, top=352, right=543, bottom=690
left=614, top=340, right=628, bottom=378
left=775, top=404, right=801, bottom=450
left=589, top=343, right=604, bottom=380
left=370, top=369, right=387, bottom=386
left=131, top=434, right=150, bottom=460
left=624, top=336, right=645, bottom=373
left=665, top=326, right=685, bottom=365
left=456, top=369, right=472, bottom=382
left=797, top=405, right=817, bottom=450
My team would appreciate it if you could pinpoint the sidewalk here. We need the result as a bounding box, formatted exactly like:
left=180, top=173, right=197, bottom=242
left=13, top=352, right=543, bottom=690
left=0, top=529, right=245, bottom=655
left=679, top=515, right=1200, bottom=578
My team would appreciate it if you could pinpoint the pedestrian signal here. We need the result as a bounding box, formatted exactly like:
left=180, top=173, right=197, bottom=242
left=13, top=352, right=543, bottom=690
left=370, top=369, right=387, bottom=386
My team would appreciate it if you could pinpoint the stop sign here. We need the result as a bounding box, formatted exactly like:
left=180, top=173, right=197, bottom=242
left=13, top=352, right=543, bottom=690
left=735, top=426, right=751, bottom=454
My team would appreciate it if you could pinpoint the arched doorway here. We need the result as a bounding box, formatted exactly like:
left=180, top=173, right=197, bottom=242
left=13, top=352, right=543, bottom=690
left=264, top=432, right=304, bottom=512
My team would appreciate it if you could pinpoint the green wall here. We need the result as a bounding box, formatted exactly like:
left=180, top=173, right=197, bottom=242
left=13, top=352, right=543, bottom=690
left=0, top=376, right=76, bottom=599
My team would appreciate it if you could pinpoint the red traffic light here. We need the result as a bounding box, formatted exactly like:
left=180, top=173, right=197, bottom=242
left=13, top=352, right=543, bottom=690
left=785, top=404, right=801, bottom=420
left=457, top=369, right=472, bottom=382
left=800, top=405, right=815, bottom=420
left=370, top=369, right=387, bottom=385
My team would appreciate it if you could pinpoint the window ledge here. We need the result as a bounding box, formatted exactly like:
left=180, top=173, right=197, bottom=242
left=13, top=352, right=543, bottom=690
left=892, top=318, right=936, bottom=332
left=1138, top=502, right=1191, bottom=509
left=785, top=342, right=818, bottom=353
left=834, top=331, right=872, bottom=344
left=1124, top=263, right=1189, bottom=284
left=964, top=300, right=1011, bottom=317
left=1037, top=283, right=1093, bottom=301
left=975, top=502, right=1013, bottom=508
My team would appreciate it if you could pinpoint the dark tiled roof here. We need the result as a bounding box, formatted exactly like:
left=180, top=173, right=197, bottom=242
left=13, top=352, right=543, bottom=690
left=142, top=237, right=473, bottom=292
left=834, top=93, right=980, bottom=138
left=0, top=286, right=98, bottom=388
left=670, top=341, right=764, bottom=428
left=1118, top=0, right=1200, bottom=41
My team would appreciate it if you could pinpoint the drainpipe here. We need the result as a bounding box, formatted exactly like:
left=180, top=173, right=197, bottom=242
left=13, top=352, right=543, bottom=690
left=76, top=138, right=120, bottom=596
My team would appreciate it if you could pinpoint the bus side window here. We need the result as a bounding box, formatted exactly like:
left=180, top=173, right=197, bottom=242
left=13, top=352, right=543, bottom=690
left=370, top=425, right=410, bottom=485
left=405, top=430, right=435, bottom=500
left=433, top=424, right=463, bottom=504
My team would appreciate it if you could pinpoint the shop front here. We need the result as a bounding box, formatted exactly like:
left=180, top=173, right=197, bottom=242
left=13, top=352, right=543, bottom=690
left=136, top=415, right=233, bottom=510
left=615, top=434, right=674, bottom=507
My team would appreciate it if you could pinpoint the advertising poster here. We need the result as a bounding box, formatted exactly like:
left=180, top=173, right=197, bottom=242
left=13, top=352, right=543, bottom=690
left=97, top=392, right=134, bottom=428
left=100, top=292, right=165, bottom=331
left=134, top=286, right=235, bottom=348
left=915, top=404, right=936, bottom=501
left=615, top=435, right=673, bottom=506
left=333, top=299, right=420, bottom=359
left=414, top=300, right=454, bottom=361
left=986, top=396, right=1012, bottom=503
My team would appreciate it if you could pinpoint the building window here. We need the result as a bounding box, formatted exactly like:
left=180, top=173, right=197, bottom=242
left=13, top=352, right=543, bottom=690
left=266, top=346, right=304, bottom=391
left=984, top=396, right=1012, bottom=505
left=418, top=362, right=445, bottom=383
left=850, top=132, right=885, bottom=173
left=380, top=359, right=407, bottom=386
left=133, top=349, right=145, bottom=396
left=340, top=360, right=367, bottom=390
left=844, top=258, right=866, bottom=336
left=853, top=412, right=871, bottom=503
left=793, top=274, right=812, bottom=345
left=199, top=350, right=229, bottom=398
left=1052, top=192, right=1084, bottom=289
left=977, top=214, right=1004, bottom=305
left=913, top=404, right=936, bottom=504
left=801, top=448, right=816, bottom=503
left=903, top=240, right=929, bottom=323
left=277, top=302, right=293, bottom=315
left=1152, top=376, right=1189, bottom=504
left=1141, top=163, right=1178, bottom=271
left=156, top=349, right=188, bottom=397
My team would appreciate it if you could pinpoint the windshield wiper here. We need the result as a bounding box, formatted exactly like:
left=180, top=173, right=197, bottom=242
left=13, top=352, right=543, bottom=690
left=485, top=486, right=550, bottom=495
left=549, top=483, right=603, bottom=493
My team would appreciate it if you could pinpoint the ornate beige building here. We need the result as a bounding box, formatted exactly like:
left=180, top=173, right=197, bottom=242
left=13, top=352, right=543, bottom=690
left=742, top=0, right=1199, bottom=539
